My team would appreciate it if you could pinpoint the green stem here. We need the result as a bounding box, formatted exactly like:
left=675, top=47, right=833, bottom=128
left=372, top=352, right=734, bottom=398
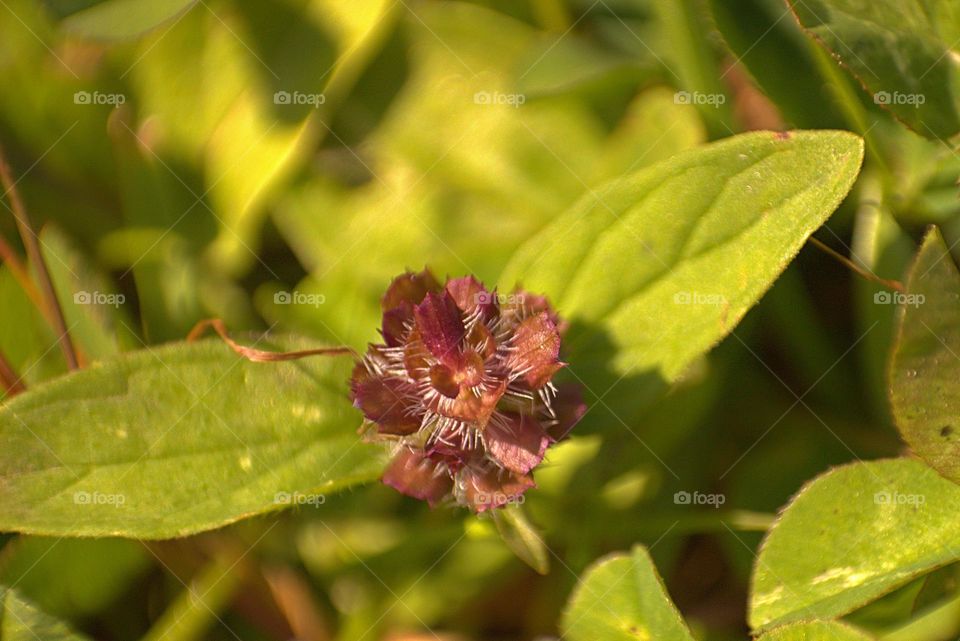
left=139, top=556, right=242, bottom=641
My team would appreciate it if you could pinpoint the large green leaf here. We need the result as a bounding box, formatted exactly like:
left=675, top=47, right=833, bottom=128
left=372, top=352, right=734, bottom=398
left=499, top=130, right=863, bottom=388
left=757, top=620, right=875, bottom=640
left=561, top=545, right=696, bottom=641
left=750, top=458, right=960, bottom=630
left=890, top=227, right=960, bottom=481
left=0, top=338, right=386, bottom=538
left=45, top=0, right=199, bottom=41
left=0, top=585, right=92, bottom=641
left=788, top=0, right=960, bottom=138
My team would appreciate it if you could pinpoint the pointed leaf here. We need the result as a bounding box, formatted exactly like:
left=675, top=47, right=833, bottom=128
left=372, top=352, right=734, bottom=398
left=500, top=130, right=863, bottom=386
left=562, top=545, right=696, bottom=641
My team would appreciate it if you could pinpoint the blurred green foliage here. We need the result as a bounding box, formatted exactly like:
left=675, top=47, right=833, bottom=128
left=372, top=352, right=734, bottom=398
left=2, top=0, right=960, bottom=640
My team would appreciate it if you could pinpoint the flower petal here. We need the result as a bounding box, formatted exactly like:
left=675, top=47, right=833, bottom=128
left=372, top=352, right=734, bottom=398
left=414, top=291, right=465, bottom=369
left=446, top=275, right=497, bottom=319
left=549, top=382, right=587, bottom=440
left=507, top=312, right=563, bottom=388
left=382, top=269, right=441, bottom=312
left=485, top=414, right=549, bottom=474
left=350, top=369, right=421, bottom=435
left=382, top=449, right=453, bottom=507
left=456, top=465, right=535, bottom=513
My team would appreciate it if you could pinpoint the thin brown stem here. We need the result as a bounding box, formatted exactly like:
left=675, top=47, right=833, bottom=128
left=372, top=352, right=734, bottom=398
left=0, top=143, right=79, bottom=369
left=188, top=318, right=357, bottom=362
left=809, top=236, right=905, bottom=293
left=0, top=232, right=48, bottom=316
left=0, top=349, right=25, bottom=397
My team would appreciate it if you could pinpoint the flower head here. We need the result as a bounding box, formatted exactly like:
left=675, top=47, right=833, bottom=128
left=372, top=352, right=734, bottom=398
left=351, top=268, right=585, bottom=511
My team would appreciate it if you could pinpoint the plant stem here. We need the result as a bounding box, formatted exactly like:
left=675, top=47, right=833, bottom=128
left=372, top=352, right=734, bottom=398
left=0, top=143, right=78, bottom=370
left=809, top=236, right=905, bottom=292
left=0, top=232, right=47, bottom=315
left=0, top=350, right=25, bottom=397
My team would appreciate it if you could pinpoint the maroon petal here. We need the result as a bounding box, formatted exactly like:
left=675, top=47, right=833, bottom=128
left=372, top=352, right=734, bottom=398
left=382, top=269, right=441, bottom=312
left=382, top=449, right=453, bottom=507
left=414, top=291, right=465, bottom=369
left=446, top=276, right=497, bottom=320
left=456, top=465, right=535, bottom=513
left=507, top=312, right=563, bottom=388
left=549, top=382, right=587, bottom=441
left=485, top=414, right=549, bottom=475
left=350, top=371, right=421, bottom=435
left=381, top=303, right=413, bottom=347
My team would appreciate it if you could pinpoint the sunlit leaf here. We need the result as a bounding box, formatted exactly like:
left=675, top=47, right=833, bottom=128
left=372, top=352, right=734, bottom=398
left=500, top=129, right=863, bottom=390
left=562, top=544, right=696, bottom=641
left=750, top=458, right=960, bottom=630
left=45, top=0, right=199, bottom=41
left=757, top=620, right=876, bottom=640
left=0, top=338, right=386, bottom=538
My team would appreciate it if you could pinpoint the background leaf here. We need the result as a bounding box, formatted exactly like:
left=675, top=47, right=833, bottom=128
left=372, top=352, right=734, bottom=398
left=0, top=585, right=92, bottom=641
left=750, top=458, right=960, bottom=630
left=45, top=0, right=199, bottom=41
left=561, top=544, right=696, bottom=641
left=500, top=129, right=863, bottom=408
left=787, top=0, right=960, bottom=138
left=890, top=226, right=960, bottom=481
left=0, top=338, right=386, bottom=538
left=757, top=620, right=876, bottom=640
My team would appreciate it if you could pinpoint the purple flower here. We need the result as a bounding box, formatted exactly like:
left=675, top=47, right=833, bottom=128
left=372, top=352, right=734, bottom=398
left=351, top=269, right=586, bottom=511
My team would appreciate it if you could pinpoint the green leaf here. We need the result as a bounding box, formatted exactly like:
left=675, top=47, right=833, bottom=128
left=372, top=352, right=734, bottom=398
left=490, top=504, right=550, bottom=575
left=500, top=130, right=863, bottom=386
left=0, top=338, right=387, bottom=538
left=890, top=227, right=960, bottom=481
left=0, top=585, right=92, bottom=641
left=46, top=0, right=199, bottom=41
left=788, top=0, right=960, bottom=138
left=750, top=458, right=960, bottom=631
left=757, top=620, right=876, bottom=640
left=561, top=545, right=696, bottom=641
